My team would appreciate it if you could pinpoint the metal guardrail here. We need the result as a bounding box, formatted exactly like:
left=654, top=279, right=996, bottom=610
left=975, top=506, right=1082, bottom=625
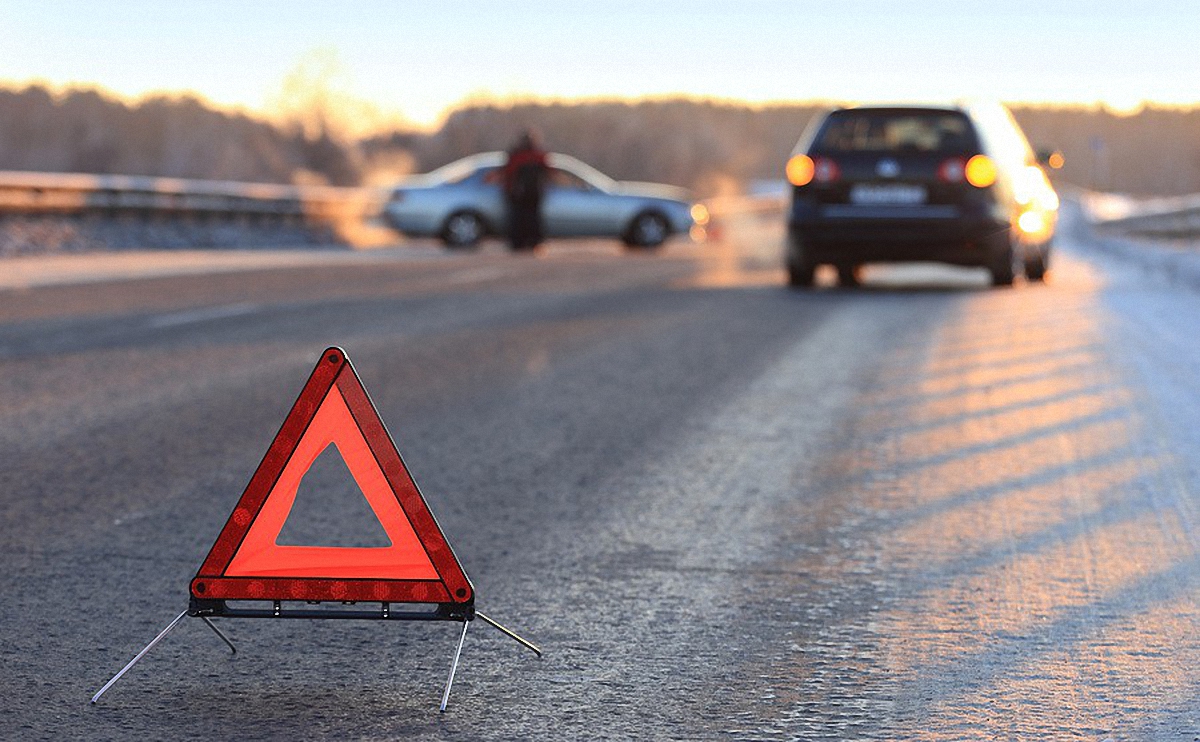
left=0, top=169, right=798, bottom=225
left=0, top=170, right=387, bottom=223
left=0, top=170, right=794, bottom=251
left=1085, top=191, right=1200, bottom=239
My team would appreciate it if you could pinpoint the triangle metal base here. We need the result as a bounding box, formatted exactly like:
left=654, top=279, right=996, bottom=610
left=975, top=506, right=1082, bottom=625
left=90, top=602, right=540, bottom=711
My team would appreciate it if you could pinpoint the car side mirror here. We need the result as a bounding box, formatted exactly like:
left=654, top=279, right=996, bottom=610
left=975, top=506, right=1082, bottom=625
left=1036, top=149, right=1064, bottom=170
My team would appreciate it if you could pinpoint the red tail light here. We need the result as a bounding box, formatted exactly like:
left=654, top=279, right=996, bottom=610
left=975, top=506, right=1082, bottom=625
left=938, top=158, right=966, bottom=183
left=813, top=157, right=840, bottom=183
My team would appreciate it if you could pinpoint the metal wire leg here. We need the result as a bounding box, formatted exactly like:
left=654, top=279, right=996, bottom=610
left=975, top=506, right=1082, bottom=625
left=439, top=619, right=470, bottom=713
left=200, top=616, right=237, bottom=654
left=476, top=611, right=542, bottom=657
left=90, top=610, right=188, bottom=704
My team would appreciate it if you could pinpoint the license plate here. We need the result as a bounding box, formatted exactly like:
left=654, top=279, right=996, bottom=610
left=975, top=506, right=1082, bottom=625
left=849, top=184, right=927, bottom=205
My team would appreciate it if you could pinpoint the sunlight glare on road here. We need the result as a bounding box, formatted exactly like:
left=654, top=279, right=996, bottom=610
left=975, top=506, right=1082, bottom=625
left=828, top=253, right=1196, bottom=734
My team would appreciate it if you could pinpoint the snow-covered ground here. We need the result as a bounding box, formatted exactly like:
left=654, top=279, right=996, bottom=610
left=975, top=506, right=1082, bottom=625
left=1076, top=188, right=1200, bottom=240
left=1065, top=194, right=1200, bottom=291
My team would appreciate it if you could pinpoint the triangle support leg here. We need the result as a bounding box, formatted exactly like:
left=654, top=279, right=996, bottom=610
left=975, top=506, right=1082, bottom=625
left=91, top=610, right=188, bottom=705
left=476, top=611, right=542, bottom=657
left=200, top=616, right=237, bottom=654
left=439, top=618, right=470, bottom=713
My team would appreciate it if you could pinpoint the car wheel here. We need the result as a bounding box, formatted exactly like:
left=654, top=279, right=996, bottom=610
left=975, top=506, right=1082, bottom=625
left=624, top=212, right=669, bottom=249
left=1024, top=245, right=1049, bottom=282
left=837, top=264, right=862, bottom=288
left=787, top=263, right=815, bottom=287
left=987, top=232, right=1016, bottom=287
left=441, top=211, right=485, bottom=248
left=786, top=233, right=816, bottom=288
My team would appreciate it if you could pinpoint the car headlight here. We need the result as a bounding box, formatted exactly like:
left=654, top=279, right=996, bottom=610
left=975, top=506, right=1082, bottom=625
left=1018, top=210, right=1047, bottom=235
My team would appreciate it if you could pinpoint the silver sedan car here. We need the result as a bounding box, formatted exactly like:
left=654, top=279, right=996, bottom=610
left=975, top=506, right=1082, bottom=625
left=384, top=152, right=706, bottom=249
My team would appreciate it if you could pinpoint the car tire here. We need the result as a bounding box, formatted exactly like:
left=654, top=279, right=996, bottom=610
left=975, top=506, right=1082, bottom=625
left=837, top=264, right=862, bottom=288
left=624, top=212, right=669, bottom=249
left=441, top=211, right=486, bottom=248
left=1024, top=245, right=1049, bottom=282
left=987, top=232, right=1016, bottom=287
left=786, top=233, right=816, bottom=288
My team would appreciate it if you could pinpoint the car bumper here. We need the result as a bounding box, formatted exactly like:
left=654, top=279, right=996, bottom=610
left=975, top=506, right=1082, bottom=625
left=383, top=208, right=437, bottom=237
left=789, top=203, right=1009, bottom=266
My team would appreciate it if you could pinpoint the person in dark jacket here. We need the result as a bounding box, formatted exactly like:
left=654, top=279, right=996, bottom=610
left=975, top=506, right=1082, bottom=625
left=502, top=130, right=549, bottom=251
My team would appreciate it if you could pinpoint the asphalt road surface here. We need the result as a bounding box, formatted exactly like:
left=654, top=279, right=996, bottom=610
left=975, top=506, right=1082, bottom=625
left=1, top=205, right=1196, bottom=740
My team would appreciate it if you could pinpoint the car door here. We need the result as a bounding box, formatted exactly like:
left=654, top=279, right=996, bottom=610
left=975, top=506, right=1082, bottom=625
left=466, top=167, right=507, bottom=232
left=542, top=168, right=618, bottom=237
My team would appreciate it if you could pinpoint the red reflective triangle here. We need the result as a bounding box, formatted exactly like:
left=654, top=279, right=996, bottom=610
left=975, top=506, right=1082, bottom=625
left=191, top=348, right=473, bottom=606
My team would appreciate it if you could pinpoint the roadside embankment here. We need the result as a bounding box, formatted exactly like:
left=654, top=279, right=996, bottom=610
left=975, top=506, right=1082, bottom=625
left=0, top=213, right=339, bottom=256
left=1070, top=188, right=1200, bottom=291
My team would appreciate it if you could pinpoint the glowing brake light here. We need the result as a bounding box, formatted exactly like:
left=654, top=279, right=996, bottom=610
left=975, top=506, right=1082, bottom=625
left=690, top=203, right=710, bottom=226
left=786, top=155, right=815, bottom=186
left=813, top=157, right=840, bottom=182
left=965, top=155, right=998, bottom=188
left=938, top=158, right=966, bottom=183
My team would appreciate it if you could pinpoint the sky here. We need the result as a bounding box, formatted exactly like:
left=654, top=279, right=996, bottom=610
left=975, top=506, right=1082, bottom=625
left=2, top=0, right=1198, bottom=129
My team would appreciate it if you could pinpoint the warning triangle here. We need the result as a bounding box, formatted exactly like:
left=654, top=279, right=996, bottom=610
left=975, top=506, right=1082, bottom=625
left=191, top=347, right=473, bottom=607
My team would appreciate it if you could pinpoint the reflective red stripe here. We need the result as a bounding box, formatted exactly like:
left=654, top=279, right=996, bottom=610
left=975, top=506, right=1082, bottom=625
left=192, top=577, right=456, bottom=603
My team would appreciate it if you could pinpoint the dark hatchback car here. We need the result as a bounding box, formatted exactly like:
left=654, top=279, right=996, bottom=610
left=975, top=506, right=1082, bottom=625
left=785, top=104, right=1059, bottom=287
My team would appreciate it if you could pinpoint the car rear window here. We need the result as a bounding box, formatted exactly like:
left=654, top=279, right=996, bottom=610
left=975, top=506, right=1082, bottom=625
left=813, top=110, right=978, bottom=154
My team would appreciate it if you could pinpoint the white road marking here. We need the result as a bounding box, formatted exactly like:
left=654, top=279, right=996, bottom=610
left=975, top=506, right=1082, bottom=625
left=148, top=302, right=259, bottom=328
left=0, top=245, right=448, bottom=292
left=443, top=266, right=511, bottom=285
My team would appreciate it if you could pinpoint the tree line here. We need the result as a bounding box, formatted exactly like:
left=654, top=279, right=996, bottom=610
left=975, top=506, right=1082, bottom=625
left=3, top=84, right=1199, bottom=196
left=0, top=85, right=361, bottom=185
